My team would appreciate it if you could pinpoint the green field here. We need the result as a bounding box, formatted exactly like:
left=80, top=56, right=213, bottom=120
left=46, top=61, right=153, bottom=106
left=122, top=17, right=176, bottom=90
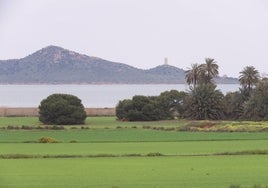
left=1, top=140, right=268, bottom=156
left=1, top=117, right=268, bottom=187
left=2, top=129, right=268, bottom=143
left=1, top=156, right=268, bottom=188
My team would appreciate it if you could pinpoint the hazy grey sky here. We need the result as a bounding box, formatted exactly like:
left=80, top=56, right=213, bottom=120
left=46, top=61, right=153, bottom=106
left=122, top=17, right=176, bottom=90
left=0, top=0, right=268, bottom=77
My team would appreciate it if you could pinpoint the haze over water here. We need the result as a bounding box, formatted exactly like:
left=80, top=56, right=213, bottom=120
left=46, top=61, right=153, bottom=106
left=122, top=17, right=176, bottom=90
left=0, top=84, right=240, bottom=108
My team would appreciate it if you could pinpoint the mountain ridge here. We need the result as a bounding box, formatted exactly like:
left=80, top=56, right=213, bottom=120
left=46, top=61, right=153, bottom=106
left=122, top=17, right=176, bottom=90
left=0, top=45, right=238, bottom=84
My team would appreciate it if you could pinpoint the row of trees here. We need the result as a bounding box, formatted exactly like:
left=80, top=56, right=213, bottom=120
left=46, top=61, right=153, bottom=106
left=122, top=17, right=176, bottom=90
left=116, top=90, right=186, bottom=121
left=38, top=58, right=266, bottom=124
left=116, top=58, right=267, bottom=121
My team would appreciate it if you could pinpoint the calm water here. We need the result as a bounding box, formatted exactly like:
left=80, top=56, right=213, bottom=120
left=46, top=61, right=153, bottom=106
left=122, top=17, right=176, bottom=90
left=0, top=84, right=240, bottom=107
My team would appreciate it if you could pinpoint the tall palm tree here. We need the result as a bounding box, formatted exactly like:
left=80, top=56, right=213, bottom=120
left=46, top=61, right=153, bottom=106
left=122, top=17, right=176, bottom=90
left=239, top=66, right=260, bottom=90
left=185, top=63, right=201, bottom=88
left=200, top=58, right=219, bottom=84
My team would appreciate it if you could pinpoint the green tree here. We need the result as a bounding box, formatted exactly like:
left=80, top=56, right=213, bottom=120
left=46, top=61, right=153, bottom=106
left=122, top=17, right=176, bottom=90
left=185, top=63, right=201, bottom=88
left=39, top=94, right=87, bottom=125
left=239, top=66, right=260, bottom=91
left=200, top=58, right=219, bottom=84
left=157, top=90, right=187, bottom=118
left=185, top=58, right=219, bottom=88
left=184, top=58, right=221, bottom=120
left=116, top=91, right=187, bottom=121
left=223, top=91, right=245, bottom=120
left=184, top=84, right=224, bottom=120
left=242, top=79, right=268, bottom=120
left=128, top=95, right=159, bottom=121
left=116, top=95, right=161, bottom=121
left=115, top=99, right=133, bottom=120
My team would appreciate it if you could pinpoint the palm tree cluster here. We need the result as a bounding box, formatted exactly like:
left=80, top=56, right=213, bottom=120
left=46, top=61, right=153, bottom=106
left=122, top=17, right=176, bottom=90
left=116, top=59, right=265, bottom=121
left=185, top=58, right=219, bottom=88
left=184, top=58, right=264, bottom=120
left=184, top=58, right=222, bottom=120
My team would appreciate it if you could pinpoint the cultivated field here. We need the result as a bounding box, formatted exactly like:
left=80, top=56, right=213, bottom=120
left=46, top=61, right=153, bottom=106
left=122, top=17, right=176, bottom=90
left=1, top=117, right=268, bottom=188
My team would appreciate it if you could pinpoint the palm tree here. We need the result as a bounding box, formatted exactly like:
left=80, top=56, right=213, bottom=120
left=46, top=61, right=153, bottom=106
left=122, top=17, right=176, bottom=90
left=184, top=84, right=224, bottom=120
left=239, top=66, right=260, bottom=91
left=185, top=63, right=201, bottom=88
left=200, top=58, right=219, bottom=84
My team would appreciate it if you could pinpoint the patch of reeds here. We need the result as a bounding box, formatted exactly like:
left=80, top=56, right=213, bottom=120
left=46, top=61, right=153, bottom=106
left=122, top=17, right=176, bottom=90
left=229, top=184, right=268, bottom=188
left=217, top=150, right=268, bottom=156
left=2, top=149, right=268, bottom=159
left=0, top=152, right=165, bottom=159
left=141, top=125, right=177, bottom=131
left=4, top=125, right=65, bottom=130
left=37, top=136, right=59, bottom=143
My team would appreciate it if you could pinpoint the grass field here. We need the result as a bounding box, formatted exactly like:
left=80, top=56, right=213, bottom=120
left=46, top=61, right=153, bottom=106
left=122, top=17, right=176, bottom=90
left=1, top=156, right=268, bottom=188
left=2, top=129, right=268, bottom=143
left=0, top=116, right=187, bottom=128
left=1, top=140, right=268, bottom=156
left=1, top=117, right=268, bottom=187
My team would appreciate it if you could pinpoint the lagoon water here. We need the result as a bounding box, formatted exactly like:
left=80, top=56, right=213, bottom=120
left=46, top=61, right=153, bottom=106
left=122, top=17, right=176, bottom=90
left=0, top=84, right=240, bottom=108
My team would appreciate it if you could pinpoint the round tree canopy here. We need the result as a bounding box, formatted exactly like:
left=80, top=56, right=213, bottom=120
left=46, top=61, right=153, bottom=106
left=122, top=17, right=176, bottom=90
left=39, top=93, right=87, bottom=125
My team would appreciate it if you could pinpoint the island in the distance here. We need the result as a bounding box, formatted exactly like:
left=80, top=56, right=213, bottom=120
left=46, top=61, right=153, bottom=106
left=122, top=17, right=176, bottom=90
left=0, top=45, right=238, bottom=84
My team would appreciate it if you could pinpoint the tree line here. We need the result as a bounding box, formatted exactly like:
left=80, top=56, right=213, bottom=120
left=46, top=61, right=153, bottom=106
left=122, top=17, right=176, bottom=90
left=116, top=58, right=267, bottom=121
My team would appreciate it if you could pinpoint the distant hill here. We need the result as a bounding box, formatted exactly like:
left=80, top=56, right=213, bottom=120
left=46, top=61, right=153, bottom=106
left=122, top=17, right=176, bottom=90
left=0, top=46, right=238, bottom=84
left=145, top=64, right=186, bottom=83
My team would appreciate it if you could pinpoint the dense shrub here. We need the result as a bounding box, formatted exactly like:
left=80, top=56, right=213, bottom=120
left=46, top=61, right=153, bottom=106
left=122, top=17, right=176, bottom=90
left=242, top=79, right=268, bottom=121
left=223, top=91, right=245, bottom=120
left=116, top=90, right=187, bottom=121
left=116, top=95, right=161, bottom=121
left=129, top=96, right=161, bottom=121
left=116, top=99, right=133, bottom=120
left=157, top=90, right=187, bottom=119
left=39, top=94, right=86, bottom=125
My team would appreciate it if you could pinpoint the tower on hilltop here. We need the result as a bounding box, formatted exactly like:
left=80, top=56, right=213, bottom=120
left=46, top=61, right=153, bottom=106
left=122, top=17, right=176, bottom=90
left=164, top=57, right=168, bottom=65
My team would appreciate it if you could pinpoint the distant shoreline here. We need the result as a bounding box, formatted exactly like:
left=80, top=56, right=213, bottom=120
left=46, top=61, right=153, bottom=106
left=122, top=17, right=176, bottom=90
left=0, top=107, right=115, bottom=117
left=0, top=82, right=239, bottom=85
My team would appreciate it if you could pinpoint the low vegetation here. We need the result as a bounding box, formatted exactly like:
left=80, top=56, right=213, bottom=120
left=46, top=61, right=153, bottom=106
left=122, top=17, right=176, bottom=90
left=37, top=136, right=59, bottom=143
left=2, top=116, right=268, bottom=132
left=229, top=185, right=268, bottom=188
left=1, top=116, right=268, bottom=187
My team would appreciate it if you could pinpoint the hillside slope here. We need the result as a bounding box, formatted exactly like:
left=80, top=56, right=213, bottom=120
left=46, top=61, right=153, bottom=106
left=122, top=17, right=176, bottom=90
left=0, top=46, right=238, bottom=84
